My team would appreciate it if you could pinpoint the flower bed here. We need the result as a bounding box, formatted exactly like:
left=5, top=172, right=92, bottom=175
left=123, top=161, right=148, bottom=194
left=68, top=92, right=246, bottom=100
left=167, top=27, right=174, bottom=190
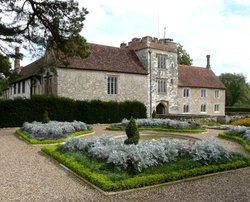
left=107, top=118, right=205, bottom=133
left=231, top=118, right=250, bottom=126
left=42, top=136, right=250, bottom=191
left=219, top=126, right=250, bottom=152
left=17, top=121, right=93, bottom=144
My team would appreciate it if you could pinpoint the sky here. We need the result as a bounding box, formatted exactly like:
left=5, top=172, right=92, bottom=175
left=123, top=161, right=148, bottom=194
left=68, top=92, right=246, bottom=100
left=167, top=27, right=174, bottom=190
left=22, top=0, right=250, bottom=82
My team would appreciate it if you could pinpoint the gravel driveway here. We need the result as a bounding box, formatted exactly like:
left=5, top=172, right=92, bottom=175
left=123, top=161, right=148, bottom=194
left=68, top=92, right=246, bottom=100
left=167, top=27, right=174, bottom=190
left=1, top=126, right=250, bottom=202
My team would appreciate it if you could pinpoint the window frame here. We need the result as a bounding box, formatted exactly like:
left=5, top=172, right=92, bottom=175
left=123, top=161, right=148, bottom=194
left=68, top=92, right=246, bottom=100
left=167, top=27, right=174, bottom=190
left=157, top=54, right=167, bottom=69
left=214, top=90, right=220, bottom=98
left=214, top=104, right=220, bottom=112
left=183, top=104, right=189, bottom=113
left=157, top=79, right=167, bottom=94
left=18, top=82, right=21, bottom=94
left=107, top=76, right=118, bottom=95
left=22, top=81, right=25, bottom=94
left=200, top=104, right=207, bottom=113
left=183, top=88, right=190, bottom=97
left=201, top=89, right=207, bottom=98
left=14, top=83, right=16, bottom=94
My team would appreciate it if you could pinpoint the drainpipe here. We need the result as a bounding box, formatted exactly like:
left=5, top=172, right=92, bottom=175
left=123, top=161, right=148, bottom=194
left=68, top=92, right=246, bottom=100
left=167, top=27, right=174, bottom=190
left=148, top=49, right=152, bottom=118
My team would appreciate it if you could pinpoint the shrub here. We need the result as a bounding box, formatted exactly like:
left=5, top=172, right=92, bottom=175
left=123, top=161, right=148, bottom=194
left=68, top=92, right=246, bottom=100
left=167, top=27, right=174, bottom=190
left=224, top=126, right=250, bottom=145
left=0, top=95, right=147, bottom=127
left=152, top=110, right=157, bottom=118
left=43, top=144, right=250, bottom=192
left=114, top=118, right=192, bottom=129
left=21, top=120, right=88, bottom=140
left=63, top=136, right=233, bottom=172
left=42, top=110, right=50, bottom=123
left=124, top=117, right=140, bottom=145
left=231, top=118, right=250, bottom=126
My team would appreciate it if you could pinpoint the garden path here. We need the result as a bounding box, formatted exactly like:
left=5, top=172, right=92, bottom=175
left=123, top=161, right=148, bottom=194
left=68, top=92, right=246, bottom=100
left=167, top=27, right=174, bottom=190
left=1, top=127, right=250, bottom=201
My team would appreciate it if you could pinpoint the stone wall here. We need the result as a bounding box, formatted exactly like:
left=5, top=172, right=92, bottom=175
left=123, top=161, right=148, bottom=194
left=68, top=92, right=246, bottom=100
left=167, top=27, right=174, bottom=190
left=56, top=68, right=148, bottom=106
left=129, top=36, right=179, bottom=116
left=177, top=87, right=225, bottom=115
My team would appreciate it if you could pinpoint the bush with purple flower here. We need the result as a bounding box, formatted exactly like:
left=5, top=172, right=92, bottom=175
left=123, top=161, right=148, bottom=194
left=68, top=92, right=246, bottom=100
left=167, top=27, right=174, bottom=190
left=21, top=120, right=89, bottom=140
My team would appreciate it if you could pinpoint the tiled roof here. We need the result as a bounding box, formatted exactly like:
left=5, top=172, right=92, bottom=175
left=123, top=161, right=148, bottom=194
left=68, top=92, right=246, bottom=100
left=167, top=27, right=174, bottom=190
left=62, top=43, right=147, bottom=75
left=178, top=65, right=225, bottom=89
left=17, top=43, right=147, bottom=81
left=16, top=57, right=45, bottom=82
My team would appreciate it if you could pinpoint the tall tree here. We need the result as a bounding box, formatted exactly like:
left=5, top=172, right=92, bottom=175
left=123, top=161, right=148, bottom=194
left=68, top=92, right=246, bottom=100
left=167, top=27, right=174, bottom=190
left=0, top=53, right=11, bottom=78
left=219, top=73, right=250, bottom=106
left=177, top=43, right=193, bottom=65
left=0, top=0, right=89, bottom=59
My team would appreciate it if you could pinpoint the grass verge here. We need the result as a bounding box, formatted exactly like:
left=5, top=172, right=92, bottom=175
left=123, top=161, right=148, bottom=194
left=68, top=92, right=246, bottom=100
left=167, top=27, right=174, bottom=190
left=16, top=129, right=94, bottom=144
left=219, top=132, right=250, bottom=153
left=42, top=145, right=250, bottom=192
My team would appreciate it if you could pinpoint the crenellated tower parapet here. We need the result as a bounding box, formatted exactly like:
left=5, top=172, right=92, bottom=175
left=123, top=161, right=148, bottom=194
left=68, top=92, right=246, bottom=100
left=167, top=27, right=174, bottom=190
left=120, top=36, right=177, bottom=53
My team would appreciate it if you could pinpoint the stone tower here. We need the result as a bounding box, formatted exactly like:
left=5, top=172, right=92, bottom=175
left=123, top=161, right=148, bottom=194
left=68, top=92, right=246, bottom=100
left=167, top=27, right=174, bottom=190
left=121, top=36, right=179, bottom=117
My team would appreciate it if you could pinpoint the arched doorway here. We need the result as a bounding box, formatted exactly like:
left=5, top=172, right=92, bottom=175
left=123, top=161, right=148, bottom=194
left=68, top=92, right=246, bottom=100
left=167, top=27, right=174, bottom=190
left=156, top=103, right=166, bottom=115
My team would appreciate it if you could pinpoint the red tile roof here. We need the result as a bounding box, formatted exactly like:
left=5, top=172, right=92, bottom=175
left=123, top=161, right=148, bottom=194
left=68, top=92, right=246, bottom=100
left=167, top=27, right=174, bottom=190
left=61, top=43, right=147, bottom=75
left=178, top=65, right=225, bottom=89
left=16, top=57, right=45, bottom=82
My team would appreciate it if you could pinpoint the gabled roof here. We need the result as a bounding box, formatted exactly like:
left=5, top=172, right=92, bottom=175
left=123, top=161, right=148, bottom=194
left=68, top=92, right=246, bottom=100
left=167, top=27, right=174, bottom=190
left=62, top=43, right=147, bottom=75
left=16, top=43, right=147, bottom=81
left=178, top=65, right=225, bottom=89
left=16, top=57, right=45, bottom=82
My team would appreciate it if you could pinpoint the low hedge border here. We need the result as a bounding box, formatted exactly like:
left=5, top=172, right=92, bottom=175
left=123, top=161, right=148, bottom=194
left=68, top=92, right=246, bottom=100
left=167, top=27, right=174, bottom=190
left=16, top=129, right=94, bottom=144
left=106, top=126, right=206, bottom=133
left=42, top=145, right=250, bottom=192
left=218, top=132, right=250, bottom=153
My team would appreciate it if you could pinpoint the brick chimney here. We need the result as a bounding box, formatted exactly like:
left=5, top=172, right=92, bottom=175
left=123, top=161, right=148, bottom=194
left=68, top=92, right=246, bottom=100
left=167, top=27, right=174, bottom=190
left=14, top=47, right=21, bottom=73
left=206, top=55, right=211, bottom=69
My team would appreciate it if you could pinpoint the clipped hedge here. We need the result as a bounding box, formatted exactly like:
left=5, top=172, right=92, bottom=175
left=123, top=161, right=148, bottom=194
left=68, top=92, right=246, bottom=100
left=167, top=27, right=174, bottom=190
left=16, top=129, right=94, bottom=144
left=226, top=107, right=250, bottom=113
left=0, top=95, right=147, bottom=127
left=219, top=132, right=250, bottom=153
left=42, top=145, right=250, bottom=192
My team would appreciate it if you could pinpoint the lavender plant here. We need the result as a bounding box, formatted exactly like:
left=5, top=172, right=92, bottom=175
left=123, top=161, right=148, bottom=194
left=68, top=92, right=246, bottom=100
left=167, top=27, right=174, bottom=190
left=224, top=126, right=250, bottom=144
left=114, top=118, right=192, bottom=129
left=21, top=121, right=88, bottom=140
left=63, top=136, right=232, bottom=172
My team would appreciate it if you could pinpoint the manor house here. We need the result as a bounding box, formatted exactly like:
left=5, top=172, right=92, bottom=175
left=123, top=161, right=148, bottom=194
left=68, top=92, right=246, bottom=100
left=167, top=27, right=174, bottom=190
left=3, top=36, right=225, bottom=117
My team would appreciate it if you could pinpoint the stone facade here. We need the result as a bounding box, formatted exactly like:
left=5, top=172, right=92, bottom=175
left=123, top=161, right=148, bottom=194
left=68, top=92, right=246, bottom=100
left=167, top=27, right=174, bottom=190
left=3, top=36, right=226, bottom=117
left=177, top=87, right=225, bottom=116
left=56, top=68, right=148, bottom=105
left=122, top=36, right=179, bottom=116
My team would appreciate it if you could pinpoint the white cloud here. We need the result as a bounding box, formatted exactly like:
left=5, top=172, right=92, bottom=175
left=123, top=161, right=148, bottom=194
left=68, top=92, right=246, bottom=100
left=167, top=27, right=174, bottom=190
left=22, top=0, right=250, bottom=82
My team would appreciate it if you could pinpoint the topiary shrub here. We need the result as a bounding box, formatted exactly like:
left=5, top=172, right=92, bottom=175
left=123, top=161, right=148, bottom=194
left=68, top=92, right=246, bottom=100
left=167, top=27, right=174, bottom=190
left=42, top=110, right=50, bottom=123
left=124, top=117, right=140, bottom=145
left=152, top=110, right=157, bottom=118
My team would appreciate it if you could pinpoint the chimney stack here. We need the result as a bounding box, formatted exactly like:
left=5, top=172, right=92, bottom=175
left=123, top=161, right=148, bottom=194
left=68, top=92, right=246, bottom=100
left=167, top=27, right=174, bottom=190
left=206, top=55, right=211, bottom=69
left=14, top=47, right=21, bottom=73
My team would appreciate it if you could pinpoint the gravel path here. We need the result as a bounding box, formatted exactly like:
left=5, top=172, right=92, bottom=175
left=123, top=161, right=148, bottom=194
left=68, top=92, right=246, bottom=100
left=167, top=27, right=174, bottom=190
left=1, top=126, right=250, bottom=202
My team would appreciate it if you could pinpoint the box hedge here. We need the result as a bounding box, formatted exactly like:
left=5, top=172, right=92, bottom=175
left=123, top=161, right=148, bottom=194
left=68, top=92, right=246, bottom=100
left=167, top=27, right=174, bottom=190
left=0, top=95, right=147, bottom=127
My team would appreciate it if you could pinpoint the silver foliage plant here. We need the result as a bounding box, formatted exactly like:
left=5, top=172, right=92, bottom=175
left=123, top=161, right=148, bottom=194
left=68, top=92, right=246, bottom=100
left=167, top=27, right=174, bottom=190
left=114, top=118, right=191, bottom=129
left=21, top=120, right=88, bottom=140
left=64, top=136, right=232, bottom=172
left=225, top=126, right=250, bottom=144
